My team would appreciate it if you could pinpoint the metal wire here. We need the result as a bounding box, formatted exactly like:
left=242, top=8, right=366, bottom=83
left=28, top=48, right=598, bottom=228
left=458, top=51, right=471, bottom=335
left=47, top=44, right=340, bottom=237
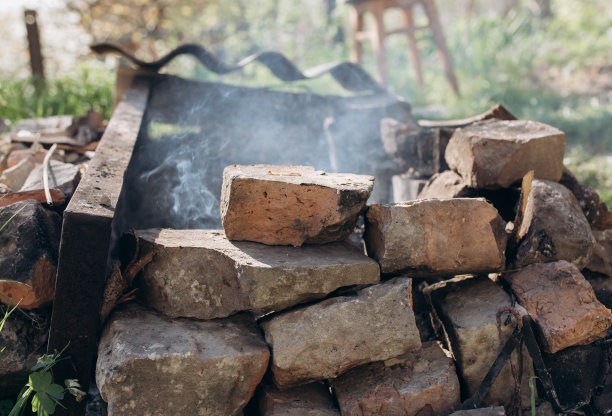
left=42, top=143, right=57, bottom=205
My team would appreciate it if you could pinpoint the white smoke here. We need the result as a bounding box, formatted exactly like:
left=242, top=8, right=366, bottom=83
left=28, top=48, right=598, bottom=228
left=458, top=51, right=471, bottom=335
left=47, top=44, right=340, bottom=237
left=118, top=76, right=414, bottom=230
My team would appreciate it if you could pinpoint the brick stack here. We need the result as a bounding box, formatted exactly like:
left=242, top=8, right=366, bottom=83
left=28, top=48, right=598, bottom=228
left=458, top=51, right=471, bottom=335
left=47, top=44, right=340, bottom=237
left=96, top=117, right=612, bottom=415
left=98, top=164, right=448, bottom=416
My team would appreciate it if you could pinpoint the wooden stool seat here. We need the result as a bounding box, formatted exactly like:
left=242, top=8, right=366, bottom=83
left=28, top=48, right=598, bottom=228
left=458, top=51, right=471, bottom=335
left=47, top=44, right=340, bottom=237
left=348, top=0, right=459, bottom=94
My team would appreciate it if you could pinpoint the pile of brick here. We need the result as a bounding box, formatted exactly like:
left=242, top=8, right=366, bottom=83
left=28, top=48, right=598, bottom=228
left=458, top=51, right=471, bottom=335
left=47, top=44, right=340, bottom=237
left=95, top=118, right=612, bottom=416
left=0, top=114, right=95, bottom=309
left=0, top=114, right=100, bottom=399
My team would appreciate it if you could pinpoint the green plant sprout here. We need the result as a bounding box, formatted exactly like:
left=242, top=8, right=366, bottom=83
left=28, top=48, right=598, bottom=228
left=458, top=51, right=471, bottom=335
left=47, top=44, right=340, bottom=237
left=0, top=205, right=25, bottom=234
left=0, top=301, right=20, bottom=353
left=1, top=293, right=82, bottom=416
left=8, top=345, right=85, bottom=416
left=0, top=203, right=84, bottom=416
left=529, top=376, right=538, bottom=416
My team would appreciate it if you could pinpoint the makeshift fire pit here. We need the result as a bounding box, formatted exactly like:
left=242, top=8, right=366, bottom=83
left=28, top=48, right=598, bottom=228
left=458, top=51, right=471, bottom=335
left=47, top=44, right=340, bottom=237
left=46, top=47, right=420, bottom=415
left=42, top=46, right=612, bottom=416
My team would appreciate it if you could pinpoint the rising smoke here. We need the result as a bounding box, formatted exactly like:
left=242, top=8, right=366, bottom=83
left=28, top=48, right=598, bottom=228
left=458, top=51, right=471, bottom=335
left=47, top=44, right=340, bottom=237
left=117, top=74, right=414, bottom=230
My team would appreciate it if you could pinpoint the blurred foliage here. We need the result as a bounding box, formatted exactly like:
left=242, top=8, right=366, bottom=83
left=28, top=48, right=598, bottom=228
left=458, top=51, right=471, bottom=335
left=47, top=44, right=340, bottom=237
left=62, top=0, right=611, bottom=150
left=393, top=0, right=612, bottom=153
left=65, top=0, right=346, bottom=71
left=1, top=0, right=610, bottom=200
left=0, top=61, right=114, bottom=126
left=565, top=148, right=612, bottom=208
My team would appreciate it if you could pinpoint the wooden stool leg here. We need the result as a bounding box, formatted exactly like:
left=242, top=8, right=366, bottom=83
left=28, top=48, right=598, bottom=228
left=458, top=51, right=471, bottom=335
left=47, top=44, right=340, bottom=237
left=350, top=7, right=364, bottom=64
left=401, top=7, right=424, bottom=85
left=371, top=0, right=388, bottom=85
left=422, top=0, right=460, bottom=95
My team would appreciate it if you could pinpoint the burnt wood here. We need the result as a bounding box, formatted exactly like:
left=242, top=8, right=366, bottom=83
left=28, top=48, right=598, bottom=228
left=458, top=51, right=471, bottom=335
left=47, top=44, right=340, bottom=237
left=47, top=77, right=150, bottom=416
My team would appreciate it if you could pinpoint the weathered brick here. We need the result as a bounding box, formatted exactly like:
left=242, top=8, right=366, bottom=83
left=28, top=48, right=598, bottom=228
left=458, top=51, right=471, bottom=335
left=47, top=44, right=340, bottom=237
left=257, top=383, right=340, bottom=416
left=585, top=230, right=612, bottom=277
left=445, top=120, right=565, bottom=189
left=0, top=200, right=61, bottom=309
left=417, top=171, right=520, bottom=221
left=504, top=260, right=612, bottom=353
left=1, top=158, right=35, bottom=191
left=417, top=170, right=473, bottom=199
left=425, top=275, right=535, bottom=409
left=96, top=304, right=269, bottom=416
left=0, top=306, right=50, bottom=400
left=220, top=164, right=374, bottom=246
left=512, top=180, right=596, bottom=270
left=136, top=228, right=380, bottom=320
left=380, top=117, right=440, bottom=176
left=364, top=198, right=507, bottom=275
left=333, top=341, right=460, bottom=416
left=20, top=160, right=81, bottom=198
left=261, top=277, right=421, bottom=389
left=449, top=407, right=505, bottom=416
left=542, top=343, right=608, bottom=407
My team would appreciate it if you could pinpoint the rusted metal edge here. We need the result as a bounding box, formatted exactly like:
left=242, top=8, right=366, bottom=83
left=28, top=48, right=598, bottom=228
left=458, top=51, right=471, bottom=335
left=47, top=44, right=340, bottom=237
left=47, top=76, right=151, bottom=416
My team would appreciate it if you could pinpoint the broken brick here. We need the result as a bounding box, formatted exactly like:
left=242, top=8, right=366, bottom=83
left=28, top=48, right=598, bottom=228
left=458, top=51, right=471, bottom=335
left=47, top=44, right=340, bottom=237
left=364, top=198, right=507, bottom=276
left=261, top=277, right=421, bottom=389
left=504, top=260, right=612, bottom=353
left=0, top=200, right=61, bottom=309
left=220, top=164, right=374, bottom=247
left=136, top=228, right=379, bottom=320
left=445, top=120, right=565, bottom=189
left=332, top=341, right=460, bottom=416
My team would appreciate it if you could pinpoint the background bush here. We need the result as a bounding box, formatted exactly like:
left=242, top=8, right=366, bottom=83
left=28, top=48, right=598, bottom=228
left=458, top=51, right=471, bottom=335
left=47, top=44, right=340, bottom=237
left=0, top=0, right=609, bottom=205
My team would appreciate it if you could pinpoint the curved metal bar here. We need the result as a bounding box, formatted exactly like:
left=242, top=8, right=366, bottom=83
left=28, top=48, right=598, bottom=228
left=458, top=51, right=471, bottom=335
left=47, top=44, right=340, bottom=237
left=90, top=42, right=385, bottom=93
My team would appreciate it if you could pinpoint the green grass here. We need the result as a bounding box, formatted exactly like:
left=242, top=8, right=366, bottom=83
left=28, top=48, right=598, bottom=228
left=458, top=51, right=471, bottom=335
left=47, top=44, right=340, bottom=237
left=382, top=1, right=612, bottom=203
left=383, top=1, right=612, bottom=154
left=565, top=148, right=612, bottom=208
left=0, top=61, right=114, bottom=128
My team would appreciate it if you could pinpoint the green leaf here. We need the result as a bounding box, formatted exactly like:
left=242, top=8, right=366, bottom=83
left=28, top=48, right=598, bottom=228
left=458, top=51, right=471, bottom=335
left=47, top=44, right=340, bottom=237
left=529, top=376, right=538, bottom=416
left=8, top=386, right=33, bottom=416
left=0, top=298, right=29, bottom=322
left=46, top=384, right=65, bottom=401
left=31, top=392, right=55, bottom=416
left=14, top=385, right=29, bottom=402
left=28, top=370, right=65, bottom=415
left=28, top=371, right=52, bottom=392
left=0, top=302, right=20, bottom=335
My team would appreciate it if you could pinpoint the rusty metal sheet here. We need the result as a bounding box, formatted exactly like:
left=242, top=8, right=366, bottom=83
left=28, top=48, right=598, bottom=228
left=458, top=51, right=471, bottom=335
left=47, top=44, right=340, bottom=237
left=91, top=42, right=384, bottom=93
left=47, top=76, right=150, bottom=416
